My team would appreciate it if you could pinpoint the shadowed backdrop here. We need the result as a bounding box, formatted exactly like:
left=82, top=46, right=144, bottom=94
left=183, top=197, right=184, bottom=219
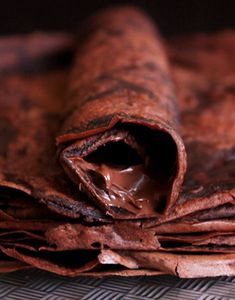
left=0, top=0, right=235, bottom=36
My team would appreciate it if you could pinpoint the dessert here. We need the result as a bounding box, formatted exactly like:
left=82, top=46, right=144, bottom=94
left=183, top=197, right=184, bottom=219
left=0, top=7, right=235, bottom=277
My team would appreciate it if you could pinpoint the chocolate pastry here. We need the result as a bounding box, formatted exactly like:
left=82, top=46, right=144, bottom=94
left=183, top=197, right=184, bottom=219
left=58, top=7, right=186, bottom=219
left=0, top=7, right=235, bottom=277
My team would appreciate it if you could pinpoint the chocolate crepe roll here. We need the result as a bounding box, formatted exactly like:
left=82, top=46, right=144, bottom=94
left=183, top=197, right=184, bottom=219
left=58, top=7, right=186, bottom=219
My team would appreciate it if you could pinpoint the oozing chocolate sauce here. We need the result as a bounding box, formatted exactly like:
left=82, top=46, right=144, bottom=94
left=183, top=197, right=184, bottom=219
left=95, top=163, right=158, bottom=208
left=74, top=158, right=162, bottom=215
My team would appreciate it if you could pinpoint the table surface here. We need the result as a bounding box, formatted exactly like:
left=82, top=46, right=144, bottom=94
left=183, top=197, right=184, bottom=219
left=0, top=269, right=234, bottom=300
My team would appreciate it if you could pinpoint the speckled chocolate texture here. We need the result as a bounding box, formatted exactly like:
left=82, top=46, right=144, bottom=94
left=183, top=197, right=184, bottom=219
left=58, top=7, right=186, bottom=219
left=0, top=7, right=235, bottom=277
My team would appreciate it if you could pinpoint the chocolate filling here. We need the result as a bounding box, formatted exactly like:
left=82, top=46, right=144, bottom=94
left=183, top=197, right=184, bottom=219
left=63, top=125, right=178, bottom=216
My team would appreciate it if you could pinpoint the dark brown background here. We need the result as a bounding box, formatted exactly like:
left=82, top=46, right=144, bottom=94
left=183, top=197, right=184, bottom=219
left=1, top=0, right=235, bottom=36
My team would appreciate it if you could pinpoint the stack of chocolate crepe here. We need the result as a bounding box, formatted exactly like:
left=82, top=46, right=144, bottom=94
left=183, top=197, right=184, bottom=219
left=0, top=6, right=235, bottom=277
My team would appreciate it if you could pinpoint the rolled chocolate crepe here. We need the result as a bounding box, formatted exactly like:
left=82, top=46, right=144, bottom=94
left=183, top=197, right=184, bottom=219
left=0, top=30, right=165, bottom=275
left=58, top=7, right=235, bottom=224
left=58, top=7, right=186, bottom=219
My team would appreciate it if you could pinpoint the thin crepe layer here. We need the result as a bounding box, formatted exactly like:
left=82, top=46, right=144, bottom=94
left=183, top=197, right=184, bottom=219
left=44, top=223, right=235, bottom=253
left=4, top=238, right=235, bottom=277
left=99, top=250, right=235, bottom=278
left=145, top=202, right=235, bottom=233
left=2, top=193, right=235, bottom=256
left=58, top=7, right=186, bottom=219
left=2, top=187, right=235, bottom=254
left=152, top=219, right=235, bottom=234
left=0, top=256, right=29, bottom=273
left=3, top=191, right=235, bottom=258
left=0, top=244, right=167, bottom=277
